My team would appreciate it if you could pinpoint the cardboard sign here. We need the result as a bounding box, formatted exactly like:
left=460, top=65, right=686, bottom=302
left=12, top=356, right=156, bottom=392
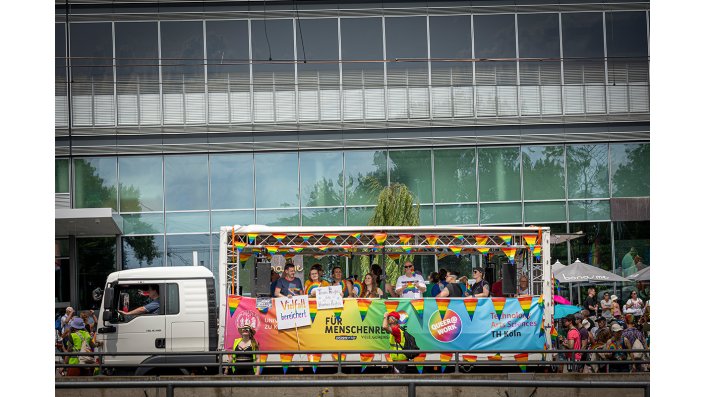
left=274, top=295, right=311, bottom=330
left=315, top=285, right=344, bottom=310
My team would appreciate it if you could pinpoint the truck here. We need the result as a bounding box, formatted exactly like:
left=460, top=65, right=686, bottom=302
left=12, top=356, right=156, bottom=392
left=95, top=225, right=554, bottom=375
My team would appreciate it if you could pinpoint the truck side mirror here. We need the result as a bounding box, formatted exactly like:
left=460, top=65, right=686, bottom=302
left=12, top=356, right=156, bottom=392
left=103, top=310, right=113, bottom=323
left=103, top=286, right=114, bottom=307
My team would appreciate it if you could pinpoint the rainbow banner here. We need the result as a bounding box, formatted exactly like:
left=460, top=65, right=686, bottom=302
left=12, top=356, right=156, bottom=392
left=225, top=296, right=546, bottom=355
left=373, top=233, right=387, bottom=245
left=256, top=354, right=268, bottom=375
left=265, top=245, right=279, bottom=255
left=488, top=353, right=502, bottom=361
left=234, top=241, right=246, bottom=252
left=462, top=354, right=477, bottom=363
left=464, top=298, right=478, bottom=321
left=228, top=296, right=241, bottom=317
left=501, top=247, right=517, bottom=264
left=309, top=354, right=321, bottom=373
left=360, top=353, right=375, bottom=372
left=450, top=246, right=462, bottom=256
left=426, top=235, right=439, bottom=246
left=272, top=233, right=287, bottom=243
left=413, top=353, right=427, bottom=374
left=280, top=353, right=294, bottom=374
left=440, top=352, right=453, bottom=373
left=247, top=233, right=258, bottom=244
left=492, top=298, right=507, bottom=322
left=514, top=353, right=528, bottom=372
left=398, top=234, right=413, bottom=244
left=499, top=235, right=512, bottom=245
left=299, top=234, right=313, bottom=243
left=474, top=235, right=489, bottom=246
left=410, top=299, right=425, bottom=325
left=523, top=235, right=538, bottom=251
left=436, top=298, right=450, bottom=320
left=350, top=233, right=362, bottom=239
left=309, top=299, right=318, bottom=323
left=517, top=296, right=532, bottom=319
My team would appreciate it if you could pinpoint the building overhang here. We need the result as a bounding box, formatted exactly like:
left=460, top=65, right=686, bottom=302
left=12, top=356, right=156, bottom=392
left=55, top=208, right=123, bottom=237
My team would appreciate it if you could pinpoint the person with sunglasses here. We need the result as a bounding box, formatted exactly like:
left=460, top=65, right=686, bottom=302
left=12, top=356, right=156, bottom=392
left=395, top=261, right=427, bottom=299
left=468, top=267, right=490, bottom=297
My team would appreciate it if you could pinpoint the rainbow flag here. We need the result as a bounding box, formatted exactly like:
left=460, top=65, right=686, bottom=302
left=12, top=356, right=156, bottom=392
left=265, top=245, right=278, bottom=255
left=538, top=294, right=544, bottom=308
left=514, top=353, right=528, bottom=372
left=425, top=235, right=439, bottom=246
left=410, top=299, right=424, bottom=324
left=357, top=299, right=372, bottom=322
left=309, top=299, right=318, bottom=323
left=317, top=245, right=329, bottom=252
left=488, top=353, right=502, bottom=361
left=453, top=234, right=464, bottom=240
left=436, top=298, right=450, bottom=320
left=401, top=245, right=412, bottom=254
left=332, top=353, right=346, bottom=363
left=280, top=353, right=294, bottom=374
left=450, top=246, right=462, bottom=256
left=464, top=298, right=478, bottom=321
left=398, top=234, right=413, bottom=244
left=517, top=295, right=532, bottom=318
left=388, top=253, right=401, bottom=260
left=333, top=307, right=343, bottom=322
left=550, top=326, right=558, bottom=344
left=539, top=321, right=545, bottom=337
left=501, top=247, right=517, bottom=264
left=247, top=233, right=258, bottom=244
left=299, top=233, right=313, bottom=243
left=440, top=352, right=453, bottom=373
left=234, top=240, right=246, bottom=252
left=284, top=253, right=295, bottom=260
left=256, top=354, right=268, bottom=375
left=324, top=234, right=339, bottom=243
left=523, top=235, right=538, bottom=252
left=349, top=232, right=362, bottom=239
left=228, top=295, right=241, bottom=317
left=309, top=354, right=321, bottom=374
left=385, top=300, right=399, bottom=314
left=402, top=282, right=418, bottom=295
left=373, top=233, right=387, bottom=245
left=476, top=247, right=490, bottom=256
left=499, top=234, right=512, bottom=245
left=533, top=245, right=541, bottom=260
left=238, top=253, right=251, bottom=265
left=352, top=280, right=363, bottom=296
left=492, top=297, right=507, bottom=322
left=359, top=353, right=375, bottom=372
left=306, top=283, right=321, bottom=296
left=474, top=235, right=489, bottom=246
left=413, top=353, right=427, bottom=374
left=462, top=354, right=477, bottom=363
left=272, top=233, right=287, bottom=243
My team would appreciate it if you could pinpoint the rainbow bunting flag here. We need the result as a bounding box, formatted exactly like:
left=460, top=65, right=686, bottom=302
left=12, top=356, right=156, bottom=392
left=388, top=253, right=401, bottom=260
left=474, top=235, right=489, bottom=246
left=501, top=247, right=517, bottom=264
left=318, top=245, right=329, bottom=252
left=533, top=245, right=542, bottom=260
left=425, top=235, right=439, bottom=246
left=453, top=234, right=464, bottom=240
left=401, top=245, right=412, bottom=254
left=514, top=353, right=528, bottom=372
left=352, top=280, right=363, bottom=296
left=436, top=298, right=450, bottom=320
left=499, top=234, right=512, bottom=245
left=256, top=354, right=268, bottom=375
left=332, top=353, right=347, bottom=363
left=410, top=299, right=424, bottom=325
left=234, top=240, right=246, bottom=252
left=476, top=247, right=490, bottom=256
left=280, top=353, right=294, bottom=374
left=539, top=321, right=545, bottom=337
left=309, top=354, right=321, bottom=374
left=284, top=253, right=295, bottom=260
left=398, top=234, right=413, bottom=244
left=251, top=247, right=262, bottom=253
left=247, top=233, right=258, bottom=244
left=309, top=299, right=318, bottom=323
left=488, top=353, right=502, bottom=361
left=462, top=354, right=477, bottom=363
left=272, top=233, right=287, bottom=243
left=523, top=235, right=538, bottom=252
left=492, top=297, right=507, bottom=322
left=553, top=277, right=560, bottom=293
left=333, top=307, right=343, bottom=322
left=517, top=295, right=532, bottom=319
left=238, top=253, right=251, bottom=265
left=373, top=233, right=387, bottom=245
left=360, top=353, right=375, bottom=372
left=313, top=255, right=325, bottom=260
left=440, top=352, right=453, bottom=373
left=385, top=300, right=399, bottom=314
left=357, top=299, right=372, bottom=322
left=324, top=234, right=339, bottom=243
left=265, top=245, right=279, bottom=255
left=464, top=298, right=478, bottom=321
left=349, top=232, right=362, bottom=239
left=413, top=353, right=426, bottom=374
left=436, top=253, right=448, bottom=260
left=299, top=234, right=313, bottom=243
left=384, top=353, right=392, bottom=363
left=538, top=294, right=544, bottom=308
left=306, top=283, right=321, bottom=296
left=449, top=246, right=462, bottom=256
left=550, top=326, right=558, bottom=344
left=227, top=295, right=241, bottom=317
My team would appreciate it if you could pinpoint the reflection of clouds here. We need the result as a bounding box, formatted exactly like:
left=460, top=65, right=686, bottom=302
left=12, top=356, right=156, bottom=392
left=255, top=153, right=299, bottom=208
left=119, top=157, right=163, bottom=210
left=474, top=15, right=516, bottom=58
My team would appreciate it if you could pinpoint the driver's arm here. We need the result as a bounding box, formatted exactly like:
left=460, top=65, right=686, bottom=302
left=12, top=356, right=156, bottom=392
left=119, top=306, right=147, bottom=316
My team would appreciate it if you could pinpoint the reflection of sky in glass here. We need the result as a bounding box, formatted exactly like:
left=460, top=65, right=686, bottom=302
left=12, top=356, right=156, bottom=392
left=430, top=16, right=472, bottom=59
left=524, top=201, right=566, bottom=223
left=255, top=153, right=299, bottom=208
left=297, top=18, right=339, bottom=75
left=210, top=154, right=254, bottom=210
left=302, top=208, right=344, bottom=226
left=389, top=150, right=433, bottom=204
left=256, top=209, right=300, bottom=226
left=119, top=156, right=163, bottom=212
left=166, top=234, right=211, bottom=268
left=122, top=213, right=164, bottom=235
left=166, top=212, right=210, bottom=233
left=74, top=157, right=117, bottom=210
left=341, top=18, right=383, bottom=60
left=300, top=151, right=343, bottom=207
left=206, top=20, right=249, bottom=77
left=122, top=236, right=164, bottom=269
left=346, top=207, right=375, bottom=226
left=561, top=13, right=604, bottom=58
left=518, top=13, right=560, bottom=58
left=568, top=200, right=610, bottom=222
left=345, top=151, right=387, bottom=206
left=522, top=145, right=565, bottom=200
left=473, top=14, right=516, bottom=58
left=160, top=21, right=204, bottom=80
left=479, top=203, right=522, bottom=224
left=211, top=210, right=254, bottom=232
left=436, top=204, right=477, bottom=225
left=165, top=155, right=208, bottom=211
left=434, top=149, right=476, bottom=203
left=478, top=147, right=521, bottom=202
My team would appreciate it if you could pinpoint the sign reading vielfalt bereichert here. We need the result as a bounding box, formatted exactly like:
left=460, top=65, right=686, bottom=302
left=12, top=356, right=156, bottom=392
left=274, top=295, right=311, bottom=330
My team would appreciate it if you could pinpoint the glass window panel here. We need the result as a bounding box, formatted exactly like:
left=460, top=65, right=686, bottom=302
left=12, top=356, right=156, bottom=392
left=74, top=157, right=117, bottom=210
left=164, top=155, right=209, bottom=211
left=479, top=203, right=522, bottom=224
left=251, top=19, right=294, bottom=79
left=206, top=20, right=250, bottom=80
left=389, top=150, right=433, bottom=204
left=302, top=208, right=344, bottom=226
left=296, top=18, right=340, bottom=79
left=166, top=212, right=210, bottom=234
left=606, top=12, right=648, bottom=58
left=346, top=207, right=375, bottom=226
left=345, top=150, right=388, bottom=206
left=434, top=149, right=477, bottom=203
left=435, top=204, right=478, bottom=225
left=300, top=151, right=344, bottom=207
left=119, top=156, right=163, bottom=212
left=473, top=14, right=517, bottom=58
left=256, top=209, right=300, bottom=226
left=386, top=16, right=428, bottom=83
left=56, top=159, right=70, bottom=193
left=429, top=15, right=473, bottom=87
left=166, top=234, right=211, bottom=269
left=567, top=144, right=609, bottom=199
left=122, top=213, right=165, bottom=235
left=212, top=233, right=249, bottom=298
left=211, top=210, right=255, bottom=232
left=568, top=222, right=612, bottom=271
left=613, top=221, right=650, bottom=279
left=420, top=205, right=434, bottom=226
left=115, top=22, right=159, bottom=83
left=522, top=145, right=565, bottom=200
left=610, top=143, right=650, bottom=198
left=568, top=200, right=610, bottom=222
left=77, top=237, right=117, bottom=309
left=561, top=13, right=604, bottom=58
left=524, top=201, right=566, bottom=223
left=69, top=23, right=113, bottom=84
left=55, top=239, right=70, bottom=303
left=210, top=154, right=254, bottom=210
left=518, top=13, right=560, bottom=58
left=545, top=222, right=568, bottom=267
left=56, top=239, right=70, bottom=257
left=56, top=23, right=66, bottom=82
left=255, top=153, right=299, bottom=208
left=341, top=18, right=383, bottom=61
left=122, top=236, right=165, bottom=269
left=160, top=21, right=205, bottom=82
left=478, top=147, right=521, bottom=202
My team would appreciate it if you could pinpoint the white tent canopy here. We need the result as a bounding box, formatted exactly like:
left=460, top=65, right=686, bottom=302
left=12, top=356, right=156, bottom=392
left=554, top=259, right=630, bottom=283
left=552, top=260, right=566, bottom=275
left=627, top=266, right=650, bottom=281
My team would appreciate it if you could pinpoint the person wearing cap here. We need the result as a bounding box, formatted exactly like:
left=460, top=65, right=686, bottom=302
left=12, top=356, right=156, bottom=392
left=622, top=314, right=648, bottom=372
left=119, top=284, right=160, bottom=316
left=610, top=294, right=622, bottom=319
left=66, top=317, right=99, bottom=376
left=437, top=271, right=464, bottom=297
left=606, top=323, right=629, bottom=372
left=382, top=311, right=408, bottom=374
left=395, top=261, right=426, bottom=299
left=468, top=267, right=490, bottom=297
left=594, top=316, right=609, bottom=340
left=229, top=324, right=259, bottom=375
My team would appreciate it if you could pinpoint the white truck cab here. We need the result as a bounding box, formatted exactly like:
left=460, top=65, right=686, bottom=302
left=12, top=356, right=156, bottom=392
left=96, top=266, right=218, bottom=375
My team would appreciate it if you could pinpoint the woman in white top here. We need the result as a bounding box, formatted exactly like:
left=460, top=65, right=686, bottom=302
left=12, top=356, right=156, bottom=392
left=623, top=290, right=645, bottom=316
left=600, top=292, right=613, bottom=319
left=517, top=274, right=530, bottom=295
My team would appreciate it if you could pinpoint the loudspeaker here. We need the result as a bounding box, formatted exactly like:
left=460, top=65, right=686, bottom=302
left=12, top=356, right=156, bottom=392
left=252, top=255, right=272, bottom=296
left=501, top=262, right=517, bottom=295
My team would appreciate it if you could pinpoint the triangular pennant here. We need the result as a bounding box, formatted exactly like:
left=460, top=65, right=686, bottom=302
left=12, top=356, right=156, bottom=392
left=272, top=233, right=287, bottom=243
left=318, top=245, right=329, bottom=252
left=413, top=353, right=426, bottom=374
left=292, top=246, right=304, bottom=253
left=332, top=353, right=347, bottom=363
left=498, top=234, right=512, bottom=245
left=284, top=253, right=295, bottom=260
left=440, top=352, right=453, bottom=373
left=523, top=235, right=538, bottom=252
left=256, top=354, right=268, bottom=375
left=228, top=295, right=241, bottom=317
left=238, top=253, right=251, bottom=265
left=474, top=235, right=489, bottom=246
left=401, top=245, right=412, bottom=254
left=280, top=353, right=294, bottom=374
left=388, top=253, right=401, bottom=260
left=385, top=300, right=399, bottom=314
left=299, top=234, right=313, bottom=243
left=492, top=297, right=507, bottom=322
left=234, top=240, right=246, bottom=252
left=349, top=232, right=362, bottom=239
left=464, top=298, right=478, bottom=321
left=324, top=234, right=339, bottom=243
left=436, top=253, right=448, bottom=260
left=357, top=299, right=372, bottom=322
left=309, top=298, right=318, bottom=323
left=373, top=233, right=387, bottom=245
left=488, top=353, right=502, bottom=361
left=453, top=234, right=464, bottom=240
left=435, top=298, right=450, bottom=320
left=517, top=295, right=532, bottom=319
left=539, top=321, right=546, bottom=338
left=410, top=299, right=424, bottom=325
left=360, top=353, right=375, bottom=372
left=501, top=247, right=517, bottom=264
left=476, top=247, right=490, bottom=256
left=333, top=306, right=343, bottom=322
left=425, top=235, right=439, bottom=246
left=309, top=354, right=321, bottom=374
left=462, top=354, right=477, bottom=363
left=398, top=234, right=413, bottom=244
left=247, top=233, right=258, bottom=244
left=449, top=246, right=462, bottom=257
left=265, top=245, right=279, bottom=255
left=533, top=245, right=541, bottom=260
left=550, top=326, right=558, bottom=344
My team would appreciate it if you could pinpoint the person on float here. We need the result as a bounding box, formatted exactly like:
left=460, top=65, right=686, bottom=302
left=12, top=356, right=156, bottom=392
left=359, top=273, right=384, bottom=298
left=229, top=324, right=259, bottom=375
left=395, top=261, right=426, bottom=299
left=304, top=267, right=330, bottom=297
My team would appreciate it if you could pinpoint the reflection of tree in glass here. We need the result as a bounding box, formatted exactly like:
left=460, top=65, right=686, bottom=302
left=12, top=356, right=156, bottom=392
left=612, top=144, right=649, bottom=197
left=523, top=146, right=564, bottom=199
left=303, top=172, right=344, bottom=207
left=478, top=148, right=520, bottom=201
left=569, top=222, right=612, bottom=271
left=568, top=144, right=608, bottom=198
left=347, top=151, right=387, bottom=205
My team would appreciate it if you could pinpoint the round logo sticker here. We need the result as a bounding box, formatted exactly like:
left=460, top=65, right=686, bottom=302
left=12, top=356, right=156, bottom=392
left=428, top=309, right=462, bottom=343
left=397, top=310, right=409, bottom=325
left=234, top=309, right=260, bottom=333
